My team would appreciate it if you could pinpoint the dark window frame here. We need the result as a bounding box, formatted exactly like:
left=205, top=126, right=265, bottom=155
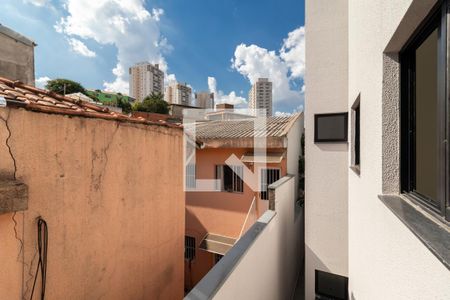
left=315, top=270, right=349, bottom=300
left=351, top=96, right=361, bottom=174
left=400, top=0, right=450, bottom=221
left=260, top=168, right=281, bottom=200
left=185, top=236, right=196, bottom=261
left=314, top=112, right=348, bottom=143
left=215, top=165, right=244, bottom=193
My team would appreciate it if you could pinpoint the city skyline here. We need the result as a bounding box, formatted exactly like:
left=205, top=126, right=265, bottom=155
left=0, top=0, right=305, bottom=115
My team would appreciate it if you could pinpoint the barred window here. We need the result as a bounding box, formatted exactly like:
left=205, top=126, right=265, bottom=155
left=185, top=236, right=196, bottom=261
left=260, top=168, right=280, bottom=200
left=215, top=165, right=244, bottom=193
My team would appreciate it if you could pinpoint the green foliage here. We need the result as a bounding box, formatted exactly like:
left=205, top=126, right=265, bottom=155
left=117, top=97, right=132, bottom=114
left=45, top=79, right=86, bottom=95
left=132, top=92, right=168, bottom=114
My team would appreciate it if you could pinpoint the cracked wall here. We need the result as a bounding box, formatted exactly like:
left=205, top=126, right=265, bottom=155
left=0, top=107, right=185, bottom=300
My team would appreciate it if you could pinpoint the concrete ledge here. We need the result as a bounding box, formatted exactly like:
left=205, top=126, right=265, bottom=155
left=379, top=194, right=450, bottom=271
left=0, top=179, right=28, bottom=214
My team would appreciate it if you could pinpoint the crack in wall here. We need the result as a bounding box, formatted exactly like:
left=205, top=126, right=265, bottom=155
left=23, top=247, right=38, bottom=300
left=0, top=110, right=33, bottom=300
left=0, top=109, right=17, bottom=179
left=12, top=212, right=23, bottom=261
left=89, top=123, right=120, bottom=208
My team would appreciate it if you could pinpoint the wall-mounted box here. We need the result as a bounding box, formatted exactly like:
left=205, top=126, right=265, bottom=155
left=314, top=112, right=348, bottom=143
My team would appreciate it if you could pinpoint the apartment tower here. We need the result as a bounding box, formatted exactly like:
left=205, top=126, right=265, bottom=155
left=248, top=78, right=272, bottom=116
left=165, top=82, right=192, bottom=106
left=195, top=92, right=214, bottom=109
left=129, top=62, right=164, bottom=102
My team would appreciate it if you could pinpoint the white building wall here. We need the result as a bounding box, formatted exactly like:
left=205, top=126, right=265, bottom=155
left=348, top=0, right=450, bottom=299
left=287, top=113, right=303, bottom=199
left=211, top=176, right=302, bottom=300
left=304, top=0, right=349, bottom=299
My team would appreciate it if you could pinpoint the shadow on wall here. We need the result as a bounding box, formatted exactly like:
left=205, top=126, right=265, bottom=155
left=315, top=143, right=348, bottom=153
left=305, top=244, right=331, bottom=273
left=185, top=208, right=208, bottom=293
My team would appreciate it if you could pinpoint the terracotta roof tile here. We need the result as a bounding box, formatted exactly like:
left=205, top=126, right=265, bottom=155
left=0, top=76, right=180, bottom=129
left=191, top=113, right=301, bottom=141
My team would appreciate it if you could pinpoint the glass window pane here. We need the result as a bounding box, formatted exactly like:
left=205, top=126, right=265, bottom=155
left=415, top=29, right=439, bottom=202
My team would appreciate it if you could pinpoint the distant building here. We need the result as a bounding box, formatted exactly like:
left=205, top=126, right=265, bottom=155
left=0, top=24, right=36, bottom=85
left=66, top=92, right=95, bottom=103
left=248, top=78, right=273, bottom=116
left=206, top=103, right=254, bottom=121
left=85, top=90, right=135, bottom=104
left=129, top=62, right=164, bottom=102
left=169, top=103, right=200, bottom=118
left=165, top=82, right=192, bottom=106
left=195, top=92, right=214, bottom=109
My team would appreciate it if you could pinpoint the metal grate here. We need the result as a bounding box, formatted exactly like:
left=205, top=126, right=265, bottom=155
left=185, top=236, right=196, bottom=261
left=260, top=168, right=280, bottom=200
left=215, top=165, right=244, bottom=193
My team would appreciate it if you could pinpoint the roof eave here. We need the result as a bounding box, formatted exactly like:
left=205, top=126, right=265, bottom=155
left=199, top=136, right=287, bottom=149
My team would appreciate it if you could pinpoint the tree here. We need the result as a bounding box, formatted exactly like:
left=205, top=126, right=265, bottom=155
left=45, top=79, right=86, bottom=95
left=117, top=97, right=132, bottom=114
left=133, top=92, right=169, bottom=114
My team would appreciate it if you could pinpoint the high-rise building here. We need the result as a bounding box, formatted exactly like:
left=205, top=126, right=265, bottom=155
left=165, top=82, right=192, bottom=106
left=195, top=92, right=214, bottom=109
left=248, top=78, right=273, bottom=116
left=129, top=62, right=164, bottom=102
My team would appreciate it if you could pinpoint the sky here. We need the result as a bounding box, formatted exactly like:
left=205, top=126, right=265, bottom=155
left=0, top=0, right=305, bottom=114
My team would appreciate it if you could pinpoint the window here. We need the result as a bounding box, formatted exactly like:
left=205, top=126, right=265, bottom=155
left=260, top=168, right=281, bottom=200
left=351, top=96, right=360, bottom=173
left=185, top=236, right=196, bottom=261
left=185, top=164, right=196, bottom=189
left=216, top=165, right=243, bottom=193
left=314, top=113, right=348, bottom=143
left=401, top=1, right=449, bottom=220
left=315, top=270, right=348, bottom=300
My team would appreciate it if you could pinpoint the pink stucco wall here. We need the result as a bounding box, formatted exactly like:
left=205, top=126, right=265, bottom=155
left=0, top=108, right=184, bottom=299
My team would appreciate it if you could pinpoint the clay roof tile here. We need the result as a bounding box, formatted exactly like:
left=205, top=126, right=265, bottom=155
left=0, top=76, right=180, bottom=129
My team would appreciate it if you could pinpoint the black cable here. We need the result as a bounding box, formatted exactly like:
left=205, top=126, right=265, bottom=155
left=29, top=217, right=48, bottom=300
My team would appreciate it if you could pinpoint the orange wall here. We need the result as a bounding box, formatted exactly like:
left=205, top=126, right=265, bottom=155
left=185, top=147, right=286, bottom=289
left=0, top=108, right=185, bottom=300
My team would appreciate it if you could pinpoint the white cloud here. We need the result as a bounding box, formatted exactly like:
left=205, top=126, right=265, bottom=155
left=231, top=26, right=305, bottom=112
left=35, top=76, right=51, bottom=89
left=274, top=104, right=304, bottom=117
left=280, top=26, right=305, bottom=79
left=208, top=76, right=246, bottom=106
left=67, top=38, right=96, bottom=57
left=55, top=0, right=171, bottom=94
left=165, top=74, right=177, bottom=86
left=23, top=0, right=49, bottom=7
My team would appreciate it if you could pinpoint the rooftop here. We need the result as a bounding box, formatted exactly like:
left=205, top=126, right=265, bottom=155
left=0, top=24, right=36, bottom=47
left=0, top=77, right=180, bottom=128
left=189, top=113, right=301, bottom=148
left=194, top=113, right=300, bottom=139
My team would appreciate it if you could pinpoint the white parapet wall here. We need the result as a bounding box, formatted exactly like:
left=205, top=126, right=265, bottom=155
left=185, top=175, right=303, bottom=300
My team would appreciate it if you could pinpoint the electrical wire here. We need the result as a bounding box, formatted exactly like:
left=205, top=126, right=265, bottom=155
left=29, top=217, right=48, bottom=300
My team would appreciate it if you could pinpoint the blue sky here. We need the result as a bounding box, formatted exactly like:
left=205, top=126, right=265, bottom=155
left=1, top=0, right=305, bottom=114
